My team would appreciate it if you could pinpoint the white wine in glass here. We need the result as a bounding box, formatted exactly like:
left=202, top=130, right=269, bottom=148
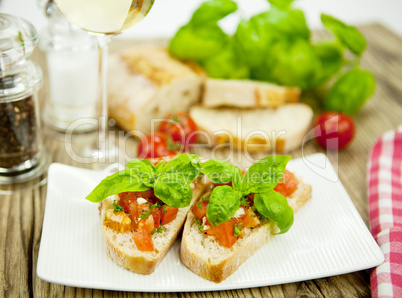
left=53, top=0, right=155, bottom=165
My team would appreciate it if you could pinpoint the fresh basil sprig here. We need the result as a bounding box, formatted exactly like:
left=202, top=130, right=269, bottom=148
left=86, top=154, right=201, bottom=208
left=201, top=156, right=294, bottom=233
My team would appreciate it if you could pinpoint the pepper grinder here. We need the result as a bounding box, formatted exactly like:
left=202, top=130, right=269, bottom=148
left=0, top=13, right=49, bottom=185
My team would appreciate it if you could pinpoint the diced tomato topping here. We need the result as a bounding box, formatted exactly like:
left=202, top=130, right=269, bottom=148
left=132, top=229, right=154, bottom=251
left=151, top=207, right=162, bottom=228
left=205, top=219, right=238, bottom=248
left=213, top=181, right=232, bottom=188
left=274, top=170, right=298, bottom=197
left=161, top=206, right=179, bottom=225
left=241, top=209, right=260, bottom=229
left=246, top=193, right=255, bottom=205
left=192, top=201, right=209, bottom=220
left=138, top=215, right=154, bottom=233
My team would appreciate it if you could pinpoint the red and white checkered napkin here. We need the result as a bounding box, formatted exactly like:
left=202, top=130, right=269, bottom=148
left=368, top=126, right=402, bottom=297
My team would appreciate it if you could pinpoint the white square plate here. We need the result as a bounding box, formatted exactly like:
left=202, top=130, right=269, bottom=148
left=37, top=153, right=383, bottom=292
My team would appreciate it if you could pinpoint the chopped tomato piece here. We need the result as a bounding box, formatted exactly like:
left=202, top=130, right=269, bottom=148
left=205, top=219, right=238, bottom=248
left=161, top=206, right=178, bottom=225
left=213, top=181, right=232, bottom=187
left=274, top=170, right=298, bottom=197
left=138, top=215, right=154, bottom=233
left=132, top=229, right=154, bottom=251
left=151, top=207, right=162, bottom=228
left=241, top=209, right=260, bottom=229
left=192, top=201, right=209, bottom=220
left=104, top=211, right=132, bottom=233
left=246, top=193, right=255, bottom=205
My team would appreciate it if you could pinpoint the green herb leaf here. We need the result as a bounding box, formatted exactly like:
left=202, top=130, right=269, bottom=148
left=234, top=17, right=275, bottom=67
left=169, top=24, right=228, bottom=63
left=201, top=159, right=241, bottom=185
left=151, top=227, right=163, bottom=235
left=149, top=201, right=161, bottom=210
left=202, top=43, right=250, bottom=79
left=242, top=155, right=290, bottom=195
left=154, top=173, right=193, bottom=208
left=261, top=8, right=310, bottom=40
left=126, top=159, right=156, bottom=187
left=308, top=40, right=344, bottom=87
left=268, top=0, right=295, bottom=10
left=321, top=13, right=366, bottom=56
left=252, top=38, right=320, bottom=89
left=206, top=186, right=242, bottom=226
left=324, top=68, right=376, bottom=115
left=85, top=170, right=150, bottom=203
left=113, top=201, right=124, bottom=213
left=254, top=190, right=294, bottom=234
left=157, top=153, right=201, bottom=183
left=234, top=224, right=242, bottom=237
left=140, top=210, right=151, bottom=219
left=190, top=0, right=237, bottom=26
left=240, top=196, right=250, bottom=206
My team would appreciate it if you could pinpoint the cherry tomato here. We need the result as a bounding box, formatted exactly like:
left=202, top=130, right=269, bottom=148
left=274, top=170, right=298, bottom=197
left=137, top=132, right=177, bottom=158
left=159, top=112, right=197, bottom=147
left=314, top=112, right=355, bottom=150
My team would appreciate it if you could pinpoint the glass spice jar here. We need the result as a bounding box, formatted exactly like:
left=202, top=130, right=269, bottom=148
left=0, top=13, right=46, bottom=181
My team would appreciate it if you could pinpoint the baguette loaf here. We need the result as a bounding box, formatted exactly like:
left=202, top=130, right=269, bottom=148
left=99, top=181, right=209, bottom=275
left=180, top=180, right=312, bottom=283
left=203, top=78, right=301, bottom=108
left=189, top=104, right=313, bottom=153
left=108, top=46, right=204, bottom=134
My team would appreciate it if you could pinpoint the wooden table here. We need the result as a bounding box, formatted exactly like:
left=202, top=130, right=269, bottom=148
left=1, top=24, right=401, bottom=297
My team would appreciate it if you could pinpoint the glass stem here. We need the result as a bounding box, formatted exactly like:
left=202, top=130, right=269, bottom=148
left=97, top=34, right=111, bottom=159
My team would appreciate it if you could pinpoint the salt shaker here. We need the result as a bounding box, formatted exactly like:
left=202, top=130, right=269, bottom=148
left=0, top=13, right=48, bottom=184
left=39, top=0, right=99, bottom=132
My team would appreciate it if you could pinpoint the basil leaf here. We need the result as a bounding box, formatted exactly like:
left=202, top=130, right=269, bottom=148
left=321, top=14, right=366, bottom=56
left=206, top=186, right=242, bottom=226
left=324, top=68, right=376, bottom=115
left=202, top=43, right=250, bottom=79
left=157, top=153, right=201, bottom=183
left=268, top=0, right=295, bottom=10
left=308, top=40, right=344, bottom=87
left=190, top=0, right=237, bottom=26
left=252, top=38, right=320, bottom=89
left=262, top=8, right=310, bottom=40
left=169, top=24, right=228, bottom=62
left=234, top=16, right=275, bottom=67
left=254, top=190, right=294, bottom=234
left=242, top=155, right=290, bottom=195
left=154, top=173, right=193, bottom=208
left=126, top=159, right=156, bottom=187
left=201, top=159, right=240, bottom=184
left=85, top=170, right=150, bottom=203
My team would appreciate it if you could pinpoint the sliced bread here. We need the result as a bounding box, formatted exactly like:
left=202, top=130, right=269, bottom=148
left=180, top=180, right=312, bottom=283
left=203, top=78, right=301, bottom=108
left=108, top=46, right=204, bottom=134
left=189, top=104, right=313, bottom=153
left=98, top=180, right=210, bottom=275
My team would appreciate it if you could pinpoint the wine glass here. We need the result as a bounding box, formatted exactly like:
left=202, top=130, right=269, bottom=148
left=53, top=0, right=155, bottom=165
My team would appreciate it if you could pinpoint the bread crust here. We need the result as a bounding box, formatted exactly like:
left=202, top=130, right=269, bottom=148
left=180, top=181, right=312, bottom=283
left=203, top=78, right=301, bottom=108
left=99, top=181, right=210, bottom=275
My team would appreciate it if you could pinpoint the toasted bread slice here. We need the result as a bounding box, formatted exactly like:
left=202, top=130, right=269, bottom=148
left=99, top=181, right=210, bottom=275
left=108, top=46, right=204, bottom=134
left=203, top=78, right=301, bottom=108
left=180, top=180, right=312, bottom=283
left=189, top=104, right=313, bottom=153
